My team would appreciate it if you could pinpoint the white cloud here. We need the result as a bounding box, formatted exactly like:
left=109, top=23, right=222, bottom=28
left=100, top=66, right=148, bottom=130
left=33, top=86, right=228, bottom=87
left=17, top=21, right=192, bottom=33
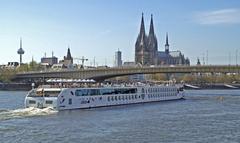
left=194, top=8, right=240, bottom=25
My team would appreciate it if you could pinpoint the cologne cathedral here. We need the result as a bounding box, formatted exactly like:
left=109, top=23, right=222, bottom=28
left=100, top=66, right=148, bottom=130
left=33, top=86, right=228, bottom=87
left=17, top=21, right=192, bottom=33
left=135, top=13, right=190, bottom=66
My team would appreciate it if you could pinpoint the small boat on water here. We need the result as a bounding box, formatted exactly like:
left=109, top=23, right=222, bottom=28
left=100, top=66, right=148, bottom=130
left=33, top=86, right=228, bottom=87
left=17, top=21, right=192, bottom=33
left=25, top=83, right=184, bottom=110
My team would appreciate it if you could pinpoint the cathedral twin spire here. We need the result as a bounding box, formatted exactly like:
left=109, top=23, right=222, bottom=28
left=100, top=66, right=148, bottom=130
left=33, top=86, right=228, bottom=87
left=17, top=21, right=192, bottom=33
left=135, top=13, right=158, bottom=65
left=139, top=13, right=146, bottom=36
left=139, top=13, right=155, bottom=38
left=149, top=14, right=155, bottom=35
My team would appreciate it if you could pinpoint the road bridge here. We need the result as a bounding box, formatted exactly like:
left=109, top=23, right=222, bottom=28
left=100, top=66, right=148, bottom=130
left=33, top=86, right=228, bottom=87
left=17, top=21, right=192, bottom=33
left=13, top=65, right=240, bottom=82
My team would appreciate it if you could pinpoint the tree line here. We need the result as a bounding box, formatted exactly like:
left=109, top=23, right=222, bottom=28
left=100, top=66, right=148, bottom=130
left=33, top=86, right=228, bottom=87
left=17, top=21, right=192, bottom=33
left=0, top=60, right=41, bottom=82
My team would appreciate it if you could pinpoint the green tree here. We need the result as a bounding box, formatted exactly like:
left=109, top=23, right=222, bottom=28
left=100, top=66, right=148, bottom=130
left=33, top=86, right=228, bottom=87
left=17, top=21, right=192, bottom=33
left=29, top=60, right=41, bottom=71
left=0, top=69, right=16, bottom=82
left=151, top=73, right=168, bottom=81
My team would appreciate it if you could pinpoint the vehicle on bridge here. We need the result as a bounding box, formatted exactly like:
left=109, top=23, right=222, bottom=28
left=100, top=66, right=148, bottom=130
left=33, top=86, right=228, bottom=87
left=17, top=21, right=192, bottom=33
left=25, top=83, right=184, bottom=110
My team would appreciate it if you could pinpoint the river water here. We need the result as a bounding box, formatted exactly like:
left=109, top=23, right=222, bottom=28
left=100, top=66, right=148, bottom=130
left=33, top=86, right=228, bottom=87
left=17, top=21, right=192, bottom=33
left=0, top=90, right=240, bottom=143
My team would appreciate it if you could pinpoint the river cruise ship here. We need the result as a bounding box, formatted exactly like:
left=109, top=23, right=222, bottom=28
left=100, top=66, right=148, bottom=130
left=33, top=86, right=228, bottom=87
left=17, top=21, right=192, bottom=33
left=25, top=83, right=184, bottom=110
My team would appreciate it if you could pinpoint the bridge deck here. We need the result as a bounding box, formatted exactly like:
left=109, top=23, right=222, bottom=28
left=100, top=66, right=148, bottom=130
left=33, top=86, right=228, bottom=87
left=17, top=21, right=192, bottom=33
left=14, top=65, right=240, bottom=81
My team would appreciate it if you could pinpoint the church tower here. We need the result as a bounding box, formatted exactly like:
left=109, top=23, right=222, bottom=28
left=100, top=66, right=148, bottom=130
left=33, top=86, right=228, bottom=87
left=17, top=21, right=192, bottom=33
left=165, top=33, right=169, bottom=54
left=64, top=47, right=73, bottom=64
left=135, top=13, right=149, bottom=65
left=147, top=14, right=158, bottom=65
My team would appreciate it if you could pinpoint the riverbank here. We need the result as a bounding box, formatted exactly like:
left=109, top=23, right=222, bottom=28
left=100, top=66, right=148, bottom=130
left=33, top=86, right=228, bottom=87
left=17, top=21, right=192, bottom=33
left=184, top=83, right=240, bottom=90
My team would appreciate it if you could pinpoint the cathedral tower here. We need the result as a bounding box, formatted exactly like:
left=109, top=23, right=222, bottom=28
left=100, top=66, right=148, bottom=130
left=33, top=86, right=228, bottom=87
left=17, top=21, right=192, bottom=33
left=147, top=14, right=158, bottom=65
left=135, top=13, right=149, bottom=65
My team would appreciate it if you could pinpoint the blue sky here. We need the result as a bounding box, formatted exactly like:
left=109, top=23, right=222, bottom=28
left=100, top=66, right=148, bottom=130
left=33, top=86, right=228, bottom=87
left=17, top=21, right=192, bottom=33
left=0, top=0, right=240, bottom=66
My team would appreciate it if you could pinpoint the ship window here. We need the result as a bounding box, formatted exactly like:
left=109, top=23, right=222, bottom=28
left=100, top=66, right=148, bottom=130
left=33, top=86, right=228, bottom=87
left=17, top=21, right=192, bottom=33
left=115, top=96, right=118, bottom=101
left=45, top=100, right=53, bottom=104
left=99, top=88, right=137, bottom=95
left=69, top=98, right=72, bottom=105
left=89, top=89, right=100, bottom=96
left=118, top=96, right=121, bottom=100
left=82, top=89, right=88, bottom=96
left=75, top=89, right=89, bottom=96
left=108, top=96, right=110, bottom=101
left=75, top=90, right=83, bottom=96
left=29, top=100, right=36, bottom=104
left=100, top=89, right=114, bottom=95
left=111, top=96, right=114, bottom=101
left=43, top=91, right=61, bottom=97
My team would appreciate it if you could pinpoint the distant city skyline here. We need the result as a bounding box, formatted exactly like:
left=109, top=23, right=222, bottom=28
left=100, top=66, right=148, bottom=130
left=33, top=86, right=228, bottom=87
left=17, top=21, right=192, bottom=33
left=0, top=0, right=240, bottom=66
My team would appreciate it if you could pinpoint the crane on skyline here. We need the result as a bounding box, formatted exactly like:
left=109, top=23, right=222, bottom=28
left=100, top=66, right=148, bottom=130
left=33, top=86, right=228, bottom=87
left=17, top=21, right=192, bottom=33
left=73, top=56, right=88, bottom=68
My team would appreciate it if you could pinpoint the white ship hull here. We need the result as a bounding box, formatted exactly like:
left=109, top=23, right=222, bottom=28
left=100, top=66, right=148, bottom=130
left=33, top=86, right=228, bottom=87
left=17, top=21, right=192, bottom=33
left=25, top=85, right=184, bottom=110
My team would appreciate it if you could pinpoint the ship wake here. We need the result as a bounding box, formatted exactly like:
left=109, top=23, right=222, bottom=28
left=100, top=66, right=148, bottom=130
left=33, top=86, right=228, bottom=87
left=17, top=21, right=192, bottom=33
left=0, top=107, right=58, bottom=121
